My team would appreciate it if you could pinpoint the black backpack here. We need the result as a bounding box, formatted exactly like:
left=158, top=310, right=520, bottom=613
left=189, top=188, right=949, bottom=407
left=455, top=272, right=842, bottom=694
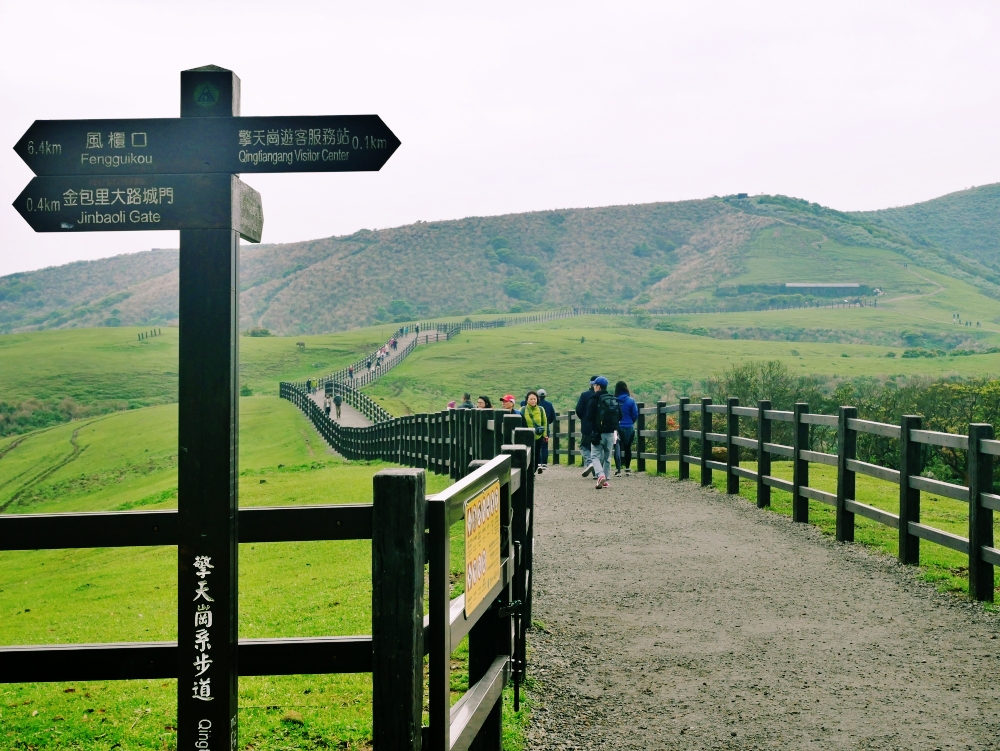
left=596, top=392, right=621, bottom=432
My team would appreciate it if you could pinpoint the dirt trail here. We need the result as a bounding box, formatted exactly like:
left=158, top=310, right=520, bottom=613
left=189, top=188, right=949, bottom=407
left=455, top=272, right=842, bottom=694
left=526, top=466, right=1000, bottom=750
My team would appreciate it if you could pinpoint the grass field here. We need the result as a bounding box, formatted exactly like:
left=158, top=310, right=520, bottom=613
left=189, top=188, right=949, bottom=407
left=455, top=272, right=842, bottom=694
left=0, top=325, right=402, bottom=409
left=0, top=396, right=539, bottom=750
left=362, top=314, right=1000, bottom=417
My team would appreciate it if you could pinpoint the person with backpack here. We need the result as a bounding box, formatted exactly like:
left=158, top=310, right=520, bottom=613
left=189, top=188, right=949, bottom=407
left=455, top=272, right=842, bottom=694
left=537, top=388, right=556, bottom=470
left=576, top=376, right=600, bottom=477
left=613, top=380, right=639, bottom=476
left=333, top=392, right=343, bottom=419
left=522, top=390, right=548, bottom=474
left=585, top=376, right=620, bottom=489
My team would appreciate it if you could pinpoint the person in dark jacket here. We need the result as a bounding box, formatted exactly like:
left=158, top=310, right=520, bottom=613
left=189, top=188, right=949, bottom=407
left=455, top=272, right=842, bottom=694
left=576, top=376, right=600, bottom=477
left=584, top=376, right=617, bottom=488
left=613, top=380, right=638, bottom=476
left=537, top=388, right=556, bottom=469
left=459, top=393, right=475, bottom=409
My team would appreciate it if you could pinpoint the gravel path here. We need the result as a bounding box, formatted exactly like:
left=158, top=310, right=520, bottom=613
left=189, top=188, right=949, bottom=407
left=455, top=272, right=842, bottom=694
left=526, top=465, right=1000, bottom=750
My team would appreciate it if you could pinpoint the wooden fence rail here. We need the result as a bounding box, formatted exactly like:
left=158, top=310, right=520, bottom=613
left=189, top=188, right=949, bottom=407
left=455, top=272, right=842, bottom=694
left=552, top=397, right=999, bottom=602
left=1, top=382, right=534, bottom=750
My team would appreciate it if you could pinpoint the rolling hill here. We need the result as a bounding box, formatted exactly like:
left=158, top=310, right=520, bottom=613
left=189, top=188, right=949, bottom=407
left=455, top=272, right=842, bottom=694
left=3, top=185, right=1000, bottom=335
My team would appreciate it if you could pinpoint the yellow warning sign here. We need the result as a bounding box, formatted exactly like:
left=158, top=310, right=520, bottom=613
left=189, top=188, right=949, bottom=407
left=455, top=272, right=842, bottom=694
left=464, top=479, right=501, bottom=617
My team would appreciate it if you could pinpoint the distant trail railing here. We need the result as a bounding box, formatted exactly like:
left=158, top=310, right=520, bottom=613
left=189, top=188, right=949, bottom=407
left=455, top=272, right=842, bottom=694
left=551, top=398, right=999, bottom=603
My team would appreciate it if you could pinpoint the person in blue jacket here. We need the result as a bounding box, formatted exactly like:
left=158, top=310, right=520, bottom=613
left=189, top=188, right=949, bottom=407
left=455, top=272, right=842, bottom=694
left=613, top=380, right=639, bottom=476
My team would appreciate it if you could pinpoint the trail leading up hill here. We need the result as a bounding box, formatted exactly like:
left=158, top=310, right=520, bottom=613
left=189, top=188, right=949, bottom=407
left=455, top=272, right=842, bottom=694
left=527, top=466, right=1000, bottom=750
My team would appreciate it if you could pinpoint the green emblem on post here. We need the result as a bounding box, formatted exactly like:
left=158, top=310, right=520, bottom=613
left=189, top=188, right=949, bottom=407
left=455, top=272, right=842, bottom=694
left=193, top=82, right=219, bottom=108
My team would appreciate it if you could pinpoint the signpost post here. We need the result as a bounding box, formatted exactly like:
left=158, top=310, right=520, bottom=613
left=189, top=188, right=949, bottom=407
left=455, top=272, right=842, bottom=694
left=11, top=64, right=399, bottom=750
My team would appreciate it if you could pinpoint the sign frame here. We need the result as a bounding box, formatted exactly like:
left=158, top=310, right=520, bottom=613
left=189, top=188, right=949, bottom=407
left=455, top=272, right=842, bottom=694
left=464, top=479, right=502, bottom=618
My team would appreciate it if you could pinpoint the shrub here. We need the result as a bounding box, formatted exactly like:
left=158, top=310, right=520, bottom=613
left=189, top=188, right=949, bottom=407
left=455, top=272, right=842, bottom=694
left=246, top=327, right=272, bottom=337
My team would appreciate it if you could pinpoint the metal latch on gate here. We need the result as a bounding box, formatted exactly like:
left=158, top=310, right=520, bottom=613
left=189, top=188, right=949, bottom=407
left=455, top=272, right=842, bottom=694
left=497, top=599, right=522, bottom=618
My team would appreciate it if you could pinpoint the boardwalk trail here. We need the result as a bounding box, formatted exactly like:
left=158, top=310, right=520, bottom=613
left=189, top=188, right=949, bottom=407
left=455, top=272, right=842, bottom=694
left=306, top=329, right=431, bottom=428
left=527, top=466, right=1000, bottom=750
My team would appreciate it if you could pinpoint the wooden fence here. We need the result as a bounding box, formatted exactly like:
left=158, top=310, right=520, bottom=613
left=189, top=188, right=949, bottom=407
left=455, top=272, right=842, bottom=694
left=1, top=389, right=536, bottom=751
left=552, top=398, right=998, bottom=601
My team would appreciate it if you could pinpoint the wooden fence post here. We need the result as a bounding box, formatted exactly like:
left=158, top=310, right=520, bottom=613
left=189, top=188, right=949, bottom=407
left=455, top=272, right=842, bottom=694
left=479, top=409, right=496, bottom=461
left=636, top=402, right=646, bottom=473
left=792, top=403, right=809, bottom=523
left=656, top=401, right=667, bottom=475
left=836, top=406, right=858, bottom=542
left=678, top=397, right=690, bottom=480
left=757, top=400, right=771, bottom=508
left=552, top=413, right=561, bottom=465
left=372, top=469, right=425, bottom=751
left=899, top=414, right=922, bottom=565
left=726, top=397, right=739, bottom=494
left=968, top=423, right=994, bottom=602
left=567, top=411, right=577, bottom=466
left=700, top=397, right=712, bottom=487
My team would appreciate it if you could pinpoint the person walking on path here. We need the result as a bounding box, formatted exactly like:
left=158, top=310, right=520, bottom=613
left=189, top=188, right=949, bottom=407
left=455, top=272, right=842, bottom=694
left=585, top=376, right=621, bottom=489
left=333, top=392, right=343, bottom=419
left=523, top=390, right=548, bottom=474
left=324, top=394, right=332, bottom=418
left=459, top=393, right=475, bottom=409
left=476, top=396, right=494, bottom=409
left=537, top=388, right=556, bottom=470
left=613, top=380, right=639, bottom=476
left=576, top=376, right=600, bottom=477
left=348, top=366, right=354, bottom=381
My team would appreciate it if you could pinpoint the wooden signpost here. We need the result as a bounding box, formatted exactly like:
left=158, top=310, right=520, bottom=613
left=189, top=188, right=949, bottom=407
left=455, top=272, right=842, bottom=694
left=11, top=64, right=400, bottom=751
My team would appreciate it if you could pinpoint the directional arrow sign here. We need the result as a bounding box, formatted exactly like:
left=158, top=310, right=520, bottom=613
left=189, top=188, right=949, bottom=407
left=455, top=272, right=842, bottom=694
left=13, top=174, right=263, bottom=242
left=14, top=116, right=400, bottom=176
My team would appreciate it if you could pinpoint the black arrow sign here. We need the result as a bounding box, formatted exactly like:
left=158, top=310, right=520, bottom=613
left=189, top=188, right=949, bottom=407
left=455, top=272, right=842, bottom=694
left=14, top=116, right=400, bottom=176
left=13, top=174, right=263, bottom=242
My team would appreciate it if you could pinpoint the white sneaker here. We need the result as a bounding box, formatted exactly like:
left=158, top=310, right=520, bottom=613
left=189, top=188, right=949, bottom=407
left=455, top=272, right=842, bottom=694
left=582, top=465, right=594, bottom=477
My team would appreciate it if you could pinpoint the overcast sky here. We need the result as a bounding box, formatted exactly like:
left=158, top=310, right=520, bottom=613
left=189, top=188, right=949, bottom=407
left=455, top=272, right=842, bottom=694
left=1, top=1, right=998, bottom=277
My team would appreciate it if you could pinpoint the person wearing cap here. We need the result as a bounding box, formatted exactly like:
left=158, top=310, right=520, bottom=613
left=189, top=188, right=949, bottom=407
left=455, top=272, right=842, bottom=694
left=537, top=388, right=556, bottom=469
left=500, top=394, right=521, bottom=416
left=585, top=376, right=619, bottom=489
left=576, top=376, right=600, bottom=477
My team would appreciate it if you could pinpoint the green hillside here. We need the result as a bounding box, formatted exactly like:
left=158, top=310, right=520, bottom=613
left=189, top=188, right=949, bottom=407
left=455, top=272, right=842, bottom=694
left=5, top=184, right=1000, bottom=335
left=0, top=325, right=396, bottom=436
left=859, top=184, right=1000, bottom=269
left=361, top=313, right=1000, bottom=416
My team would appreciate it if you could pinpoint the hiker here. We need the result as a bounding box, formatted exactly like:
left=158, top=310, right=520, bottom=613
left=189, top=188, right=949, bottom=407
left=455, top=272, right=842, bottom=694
left=334, top=392, right=343, bottom=419
left=501, top=394, right=521, bottom=416
left=459, top=393, right=475, bottom=409
left=448, top=400, right=457, bottom=409
left=523, top=390, right=548, bottom=474
left=324, top=395, right=332, bottom=418
left=576, top=376, right=600, bottom=477
left=307, top=378, right=313, bottom=394
left=537, top=388, right=556, bottom=469
left=476, top=396, right=493, bottom=409
left=585, top=376, right=620, bottom=489
left=613, top=380, right=639, bottom=476
left=348, top=366, right=354, bottom=380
